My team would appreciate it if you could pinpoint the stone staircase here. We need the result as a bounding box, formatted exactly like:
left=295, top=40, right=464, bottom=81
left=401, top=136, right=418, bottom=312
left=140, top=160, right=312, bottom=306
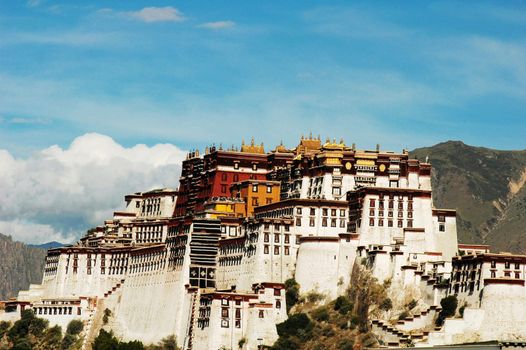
left=184, top=290, right=200, bottom=350
left=81, top=279, right=126, bottom=350
left=371, top=305, right=442, bottom=347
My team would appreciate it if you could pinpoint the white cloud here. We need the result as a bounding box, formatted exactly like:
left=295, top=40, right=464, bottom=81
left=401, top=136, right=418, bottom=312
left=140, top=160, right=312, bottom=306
left=198, top=21, right=235, bottom=30
left=0, top=133, right=185, bottom=244
left=126, top=7, right=185, bottom=23
left=27, top=0, right=41, bottom=8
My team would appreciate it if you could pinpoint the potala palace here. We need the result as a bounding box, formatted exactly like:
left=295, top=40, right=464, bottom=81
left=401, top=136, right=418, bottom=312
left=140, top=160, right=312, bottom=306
left=2, top=136, right=526, bottom=349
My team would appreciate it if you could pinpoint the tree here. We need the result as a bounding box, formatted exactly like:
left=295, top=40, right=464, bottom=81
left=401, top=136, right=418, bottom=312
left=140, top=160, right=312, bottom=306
left=92, top=329, right=119, bottom=350
left=66, top=320, right=84, bottom=335
left=284, top=279, right=300, bottom=313
left=159, top=335, right=179, bottom=350
left=436, top=295, right=458, bottom=326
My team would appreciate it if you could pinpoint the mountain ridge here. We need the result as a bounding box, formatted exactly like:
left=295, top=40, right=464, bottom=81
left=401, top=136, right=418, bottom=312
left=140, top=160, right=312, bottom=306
left=411, top=140, right=526, bottom=253
left=0, top=233, right=47, bottom=300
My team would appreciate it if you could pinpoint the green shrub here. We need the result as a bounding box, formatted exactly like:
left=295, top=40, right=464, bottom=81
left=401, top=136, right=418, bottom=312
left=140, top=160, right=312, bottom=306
left=441, top=295, right=458, bottom=318
left=12, top=338, right=32, bottom=350
left=338, top=338, right=354, bottom=350
left=62, top=333, right=77, bottom=350
left=29, top=317, right=48, bottom=337
left=333, top=296, right=353, bottom=315
left=93, top=329, right=119, bottom=350
left=398, top=311, right=410, bottom=320
left=284, top=279, right=300, bottom=313
left=118, top=340, right=144, bottom=350
left=311, top=306, right=329, bottom=322
left=103, top=308, right=112, bottom=325
left=0, top=321, right=10, bottom=338
left=41, top=325, right=63, bottom=349
left=306, top=291, right=325, bottom=303
left=271, top=336, right=301, bottom=350
left=379, top=298, right=393, bottom=311
left=276, top=313, right=313, bottom=339
left=66, top=319, right=84, bottom=335
left=436, top=295, right=458, bottom=326
left=159, top=335, right=179, bottom=350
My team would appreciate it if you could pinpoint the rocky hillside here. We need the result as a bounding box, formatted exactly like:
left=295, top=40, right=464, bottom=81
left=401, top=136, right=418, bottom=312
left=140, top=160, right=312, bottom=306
left=0, top=233, right=47, bottom=300
left=411, top=141, right=526, bottom=253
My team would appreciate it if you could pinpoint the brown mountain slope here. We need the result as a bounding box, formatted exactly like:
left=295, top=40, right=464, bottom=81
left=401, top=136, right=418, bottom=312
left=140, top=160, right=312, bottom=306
left=411, top=141, right=526, bottom=253
left=0, top=233, right=47, bottom=300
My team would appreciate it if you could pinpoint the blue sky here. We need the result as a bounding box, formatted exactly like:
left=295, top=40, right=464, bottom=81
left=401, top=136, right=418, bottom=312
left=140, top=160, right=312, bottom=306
left=1, top=1, right=526, bottom=243
left=1, top=0, right=526, bottom=155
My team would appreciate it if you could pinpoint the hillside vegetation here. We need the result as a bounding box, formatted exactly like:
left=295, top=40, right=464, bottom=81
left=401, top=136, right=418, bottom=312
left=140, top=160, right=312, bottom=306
left=0, top=233, right=47, bottom=300
left=411, top=141, right=526, bottom=253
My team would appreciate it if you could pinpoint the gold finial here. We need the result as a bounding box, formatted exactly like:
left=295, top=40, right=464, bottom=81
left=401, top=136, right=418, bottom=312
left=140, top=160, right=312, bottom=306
left=318, top=134, right=321, bottom=140
left=376, top=144, right=380, bottom=152
left=326, top=137, right=330, bottom=143
left=242, top=138, right=245, bottom=146
left=301, top=134, right=304, bottom=140
left=352, top=143, right=356, bottom=150
left=340, top=138, right=344, bottom=144
left=309, top=131, right=312, bottom=139
left=219, top=143, right=223, bottom=150
left=251, top=137, right=255, bottom=146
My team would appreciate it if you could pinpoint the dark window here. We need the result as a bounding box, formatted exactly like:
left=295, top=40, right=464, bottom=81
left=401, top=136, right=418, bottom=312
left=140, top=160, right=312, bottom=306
left=259, top=310, right=264, bottom=318
left=309, top=218, right=315, bottom=227
left=296, top=218, right=301, bottom=226
left=234, top=163, right=239, bottom=170
left=398, top=220, right=403, bottom=228
left=322, top=218, right=327, bottom=227
left=284, top=234, right=290, bottom=244
left=252, top=163, right=257, bottom=171
left=340, top=209, right=345, bottom=217
left=284, top=246, right=290, bottom=255
left=505, top=262, right=510, bottom=269
left=274, top=234, right=279, bottom=243
left=274, top=246, right=279, bottom=255
left=491, top=261, right=496, bottom=268
left=221, top=308, right=229, bottom=318
left=369, top=218, right=374, bottom=226
left=264, top=245, right=269, bottom=254
left=264, top=233, right=269, bottom=242
left=252, top=184, right=258, bottom=192
left=276, top=300, right=282, bottom=309
left=378, top=219, right=384, bottom=227
left=439, top=224, right=445, bottom=232
left=267, top=185, right=272, bottom=193
left=297, top=207, right=302, bottom=215
left=515, top=263, right=520, bottom=270
left=388, top=220, right=393, bottom=227
left=370, top=209, right=375, bottom=216
left=221, top=185, right=227, bottom=193
left=323, top=208, right=328, bottom=216
left=370, top=199, right=375, bottom=207
left=221, top=173, right=227, bottom=181
left=310, top=208, right=315, bottom=216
